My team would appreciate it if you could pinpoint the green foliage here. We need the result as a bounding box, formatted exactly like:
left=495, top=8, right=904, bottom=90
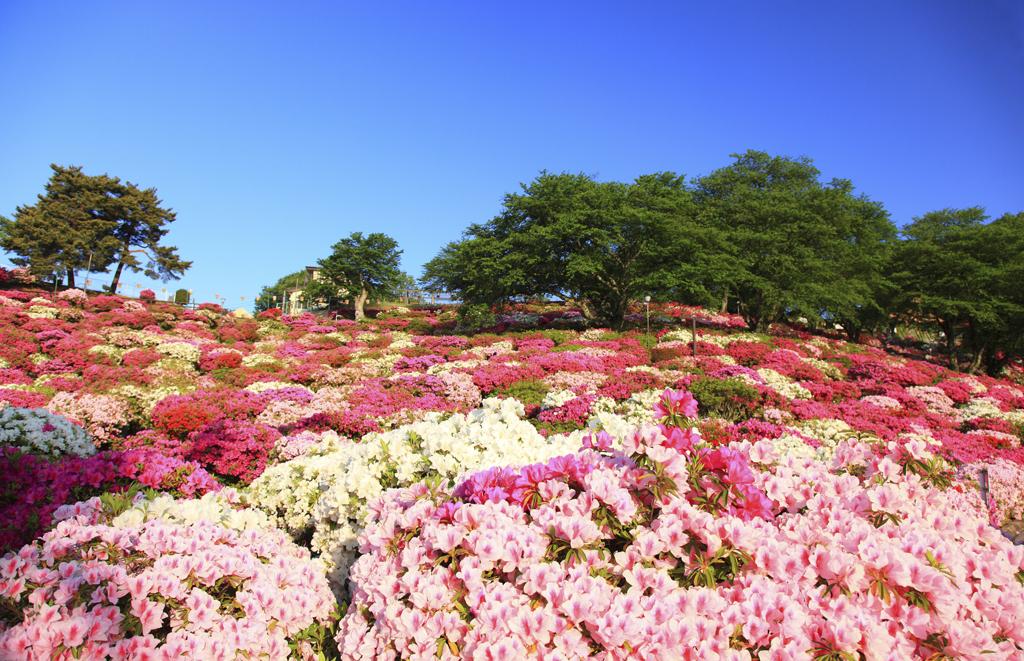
left=423, top=171, right=704, bottom=328
left=174, top=288, right=191, bottom=305
left=98, top=484, right=162, bottom=517
left=669, top=542, right=751, bottom=589
left=315, top=232, right=404, bottom=319
left=255, top=270, right=308, bottom=312
left=404, top=317, right=435, bottom=335
left=891, top=208, right=1024, bottom=374
left=687, top=377, right=761, bottom=422
left=693, top=151, right=897, bottom=331
left=497, top=379, right=550, bottom=407
left=538, top=329, right=576, bottom=345
left=532, top=419, right=585, bottom=435
left=631, top=332, right=659, bottom=352
left=455, top=303, right=497, bottom=332
left=0, top=164, right=189, bottom=291
left=423, top=155, right=901, bottom=333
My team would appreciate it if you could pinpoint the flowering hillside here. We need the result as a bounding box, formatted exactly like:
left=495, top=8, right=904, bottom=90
left=1, top=288, right=1023, bottom=659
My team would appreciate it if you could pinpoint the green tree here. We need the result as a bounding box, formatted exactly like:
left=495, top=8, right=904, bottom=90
left=693, top=151, right=896, bottom=332
left=174, top=288, right=191, bottom=306
left=891, top=208, right=989, bottom=368
left=423, top=171, right=702, bottom=328
left=0, top=164, right=190, bottom=292
left=254, top=270, right=308, bottom=312
left=892, top=208, right=1024, bottom=374
left=314, top=232, right=404, bottom=320
left=104, top=180, right=190, bottom=293
left=979, top=212, right=1024, bottom=374
left=394, top=272, right=418, bottom=303
left=0, top=165, right=122, bottom=287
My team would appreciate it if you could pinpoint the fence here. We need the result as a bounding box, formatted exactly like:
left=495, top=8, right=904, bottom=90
left=395, top=288, right=460, bottom=306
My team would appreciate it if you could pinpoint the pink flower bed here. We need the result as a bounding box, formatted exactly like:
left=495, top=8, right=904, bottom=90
left=0, top=499, right=336, bottom=659
left=338, top=392, right=1024, bottom=659
left=1, top=287, right=1024, bottom=657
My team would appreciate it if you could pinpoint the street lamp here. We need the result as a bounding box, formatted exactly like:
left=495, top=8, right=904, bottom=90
left=644, top=296, right=651, bottom=335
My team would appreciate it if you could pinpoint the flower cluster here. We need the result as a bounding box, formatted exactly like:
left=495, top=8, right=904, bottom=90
left=338, top=391, right=1024, bottom=659
left=0, top=497, right=337, bottom=659
left=248, top=398, right=581, bottom=588
left=0, top=406, right=95, bottom=457
left=1, top=286, right=1024, bottom=658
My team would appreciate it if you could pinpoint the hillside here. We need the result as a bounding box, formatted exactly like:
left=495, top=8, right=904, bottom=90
left=1, top=287, right=1023, bottom=658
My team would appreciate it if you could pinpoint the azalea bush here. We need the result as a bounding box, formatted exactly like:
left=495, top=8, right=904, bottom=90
left=0, top=406, right=95, bottom=457
left=248, top=398, right=581, bottom=588
left=337, top=391, right=1024, bottom=659
left=0, top=497, right=337, bottom=660
left=1, top=287, right=1024, bottom=659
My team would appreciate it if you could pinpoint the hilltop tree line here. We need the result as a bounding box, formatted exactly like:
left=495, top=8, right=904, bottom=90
left=423, top=151, right=1024, bottom=375
left=0, top=164, right=190, bottom=292
left=6, top=157, right=1021, bottom=375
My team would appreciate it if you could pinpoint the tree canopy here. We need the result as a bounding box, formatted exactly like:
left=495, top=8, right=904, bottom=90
left=891, top=208, right=1024, bottom=373
left=424, top=153, right=897, bottom=331
left=254, top=270, right=309, bottom=312
left=423, top=171, right=704, bottom=327
left=693, top=151, right=897, bottom=332
left=312, top=232, right=404, bottom=319
left=0, top=164, right=190, bottom=291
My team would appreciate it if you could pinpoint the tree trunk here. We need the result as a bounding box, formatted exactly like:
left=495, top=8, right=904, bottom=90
left=354, top=287, right=368, bottom=321
left=577, top=299, right=598, bottom=321
left=109, top=259, right=126, bottom=294
left=941, top=319, right=958, bottom=370
left=964, top=320, right=985, bottom=374
left=66, top=270, right=76, bottom=289
left=967, top=346, right=986, bottom=374
left=610, top=297, right=630, bottom=331
left=740, top=309, right=759, bottom=332
left=719, top=289, right=729, bottom=314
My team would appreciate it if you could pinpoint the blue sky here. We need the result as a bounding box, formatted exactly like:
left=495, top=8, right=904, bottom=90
left=1, top=1, right=1022, bottom=307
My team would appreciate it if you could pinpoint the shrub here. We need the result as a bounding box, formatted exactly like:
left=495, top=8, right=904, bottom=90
left=0, top=498, right=337, bottom=659
left=0, top=449, right=122, bottom=551
left=497, top=379, right=550, bottom=408
left=687, top=376, right=762, bottom=422
left=404, top=317, right=434, bottom=335
left=0, top=407, right=95, bottom=457
left=456, top=303, right=497, bottom=332
left=187, top=419, right=281, bottom=484
left=151, top=390, right=261, bottom=438
left=335, top=393, right=1024, bottom=660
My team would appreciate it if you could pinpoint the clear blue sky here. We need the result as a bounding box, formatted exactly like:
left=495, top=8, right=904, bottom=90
left=1, top=1, right=1022, bottom=307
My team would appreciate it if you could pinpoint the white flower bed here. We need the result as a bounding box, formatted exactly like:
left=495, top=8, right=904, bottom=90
left=0, top=406, right=95, bottom=457
left=112, top=488, right=275, bottom=531
left=246, top=398, right=580, bottom=589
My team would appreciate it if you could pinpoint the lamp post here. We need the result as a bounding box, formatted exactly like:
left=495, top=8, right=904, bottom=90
left=81, top=251, right=94, bottom=290
left=692, top=316, right=698, bottom=357
left=644, top=296, right=651, bottom=336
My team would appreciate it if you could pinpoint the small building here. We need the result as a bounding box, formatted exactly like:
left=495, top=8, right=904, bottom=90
left=281, top=266, right=323, bottom=315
